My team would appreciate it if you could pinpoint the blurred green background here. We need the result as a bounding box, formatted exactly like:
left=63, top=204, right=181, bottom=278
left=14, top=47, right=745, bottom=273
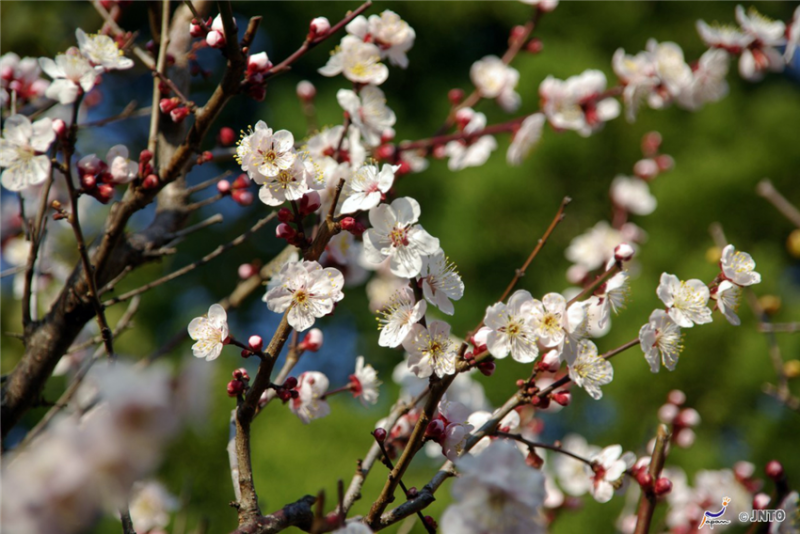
left=2, top=1, right=800, bottom=533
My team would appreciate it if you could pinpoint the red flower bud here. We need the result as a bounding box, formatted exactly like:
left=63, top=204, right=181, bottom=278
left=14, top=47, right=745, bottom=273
left=233, top=368, right=250, bottom=381
left=765, top=460, right=784, bottom=480
left=159, top=97, right=178, bottom=113
left=232, top=190, right=253, bottom=206
left=277, top=388, right=292, bottom=402
left=217, top=127, right=236, bottom=146
left=299, top=191, right=321, bottom=215
left=376, top=144, right=394, bottom=161
left=238, top=263, right=256, bottom=279
left=139, top=149, right=153, bottom=164
left=654, top=477, right=672, bottom=496
left=170, top=106, right=190, bottom=123
left=552, top=391, right=571, bottom=406
left=278, top=207, right=293, bottom=223
left=299, top=329, right=323, bottom=352
left=283, top=377, right=298, bottom=390
left=637, top=471, right=654, bottom=489
left=526, top=38, right=543, bottom=54
left=95, top=183, right=115, bottom=204
left=227, top=379, right=245, bottom=397
left=248, top=335, right=263, bottom=351
left=81, top=174, right=97, bottom=189
left=641, top=131, right=662, bottom=157
left=232, top=173, right=251, bottom=189
left=477, top=361, right=496, bottom=376
left=448, top=88, right=464, bottom=106
left=509, top=25, right=527, bottom=45
left=526, top=448, right=544, bottom=469
left=373, top=428, right=387, bottom=442
left=425, top=419, right=446, bottom=441
left=142, top=174, right=159, bottom=189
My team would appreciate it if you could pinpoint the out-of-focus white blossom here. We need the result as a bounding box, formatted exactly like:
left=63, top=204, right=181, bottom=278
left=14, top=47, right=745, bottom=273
left=441, top=440, right=547, bottom=534
left=553, top=434, right=600, bottom=496
left=657, top=273, right=712, bottom=327
left=471, top=55, right=521, bottom=112
left=128, top=481, right=178, bottom=533
left=444, top=108, right=497, bottom=170
left=540, top=69, right=619, bottom=137
left=1, top=52, right=50, bottom=106
left=337, top=85, right=396, bottom=147
left=566, top=221, right=629, bottom=272
left=188, top=304, right=229, bottom=361
left=417, top=248, right=464, bottom=315
left=363, top=196, right=440, bottom=278
left=611, top=175, right=656, bottom=215
left=0, top=114, right=55, bottom=191
left=106, top=145, right=138, bottom=184
left=507, top=113, right=545, bottom=165
left=639, top=309, right=684, bottom=372
left=263, top=260, right=344, bottom=331
left=346, top=10, right=415, bottom=68
left=735, top=5, right=786, bottom=81
left=290, top=371, right=331, bottom=423
left=76, top=29, right=133, bottom=71
left=39, top=48, right=98, bottom=104
left=351, top=356, right=381, bottom=406
left=588, top=445, right=636, bottom=503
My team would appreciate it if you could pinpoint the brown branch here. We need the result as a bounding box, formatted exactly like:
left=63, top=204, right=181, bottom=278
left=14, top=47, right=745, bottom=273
left=633, top=424, right=671, bottom=534
left=148, top=0, right=172, bottom=155
left=566, top=263, right=620, bottom=307
left=496, top=432, right=597, bottom=468
left=120, top=507, right=136, bottom=534
left=756, top=179, right=800, bottom=228
left=21, top=171, right=54, bottom=325
left=397, top=114, right=527, bottom=154
left=79, top=100, right=144, bottom=128
left=228, top=495, right=317, bottom=534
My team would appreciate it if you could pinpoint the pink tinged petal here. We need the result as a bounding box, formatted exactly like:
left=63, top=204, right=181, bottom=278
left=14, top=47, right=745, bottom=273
left=288, top=306, right=316, bottom=332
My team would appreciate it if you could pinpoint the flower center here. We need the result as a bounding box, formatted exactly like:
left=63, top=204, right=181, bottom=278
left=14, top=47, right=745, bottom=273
left=389, top=225, right=410, bottom=247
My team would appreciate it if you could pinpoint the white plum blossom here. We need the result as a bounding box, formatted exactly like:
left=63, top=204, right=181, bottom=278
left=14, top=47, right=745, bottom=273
left=39, top=47, right=98, bottom=104
left=566, top=221, right=629, bottom=272
left=696, top=20, right=753, bottom=53
left=337, top=85, right=396, bottom=147
left=441, top=440, right=547, bottom=534
left=611, top=175, right=656, bottom=215
left=417, top=248, right=464, bottom=315
left=735, top=5, right=786, bottom=82
left=0, top=114, right=55, bottom=191
left=714, top=280, right=742, bottom=326
left=257, top=155, right=317, bottom=206
left=539, top=69, right=620, bottom=137
left=376, top=286, right=426, bottom=347
left=106, top=145, right=138, bottom=184
left=444, top=108, right=498, bottom=171
left=235, top=121, right=297, bottom=183
left=588, top=445, right=636, bottom=503
left=612, top=48, right=658, bottom=121
left=436, top=398, right=475, bottom=461
left=568, top=339, right=613, bottom=400
left=187, top=304, right=229, bottom=361
left=290, top=371, right=331, bottom=424
left=591, top=270, right=631, bottom=328
left=319, top=36, right=389, bottom=85
left=553, top=434, right=600, bottom=496
left=263, top=260, right=344, bottom=331
left=677, top=48, right=730, bottom=111
left=639, top=309, right=684, bottom=372
left=339, top=162, right=396, bottom=214
left=306, top=124, right=366, bottom=169
left=657, top=273, right=713, bottom=328
left=128, top=481, right=178, bottom=533
left=363, top=196, right=440, bottom=278
left=483, top=290, right=539, bottom=363
left=467, top=409, right=521, bottom=456
left=351, top=356, right=381, bottom=406
left=507, top=113, right=545, bottom=165
left=470, top=55, right=521, bottom=112
left=647, top=40, right=693, bottom=107
left=1, top=53, right=50, bottom=106
left=76, top=28, right=133, bottom=71
left=403, top=320, right=458, bottom=378
left=529, top=293, right=571, bottom=348
left=720, top=244, right=761, bottom=286
left=346, top=10, right=416, bottom=68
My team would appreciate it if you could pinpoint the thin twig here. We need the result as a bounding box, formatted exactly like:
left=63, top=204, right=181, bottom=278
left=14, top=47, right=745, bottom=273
left=758, top=322, right=800, bottom=333
left=103, top=212, right=274, bottom=308
left=496, top=432, right=596, bottom=468
left=633, top=424, right=671, bottom=534
left=22, top=171, right=54, bottom=325
left=566, top=263, right=620, bottom=307
left=756, top=179, right=800, bottom=228
left=79, top=100, right=143, bottom=128
left=148, top=0, right=171, bottom=155
left=164, top=213, right=224, bottom=242
left=186, top=170, right=233, bottom=194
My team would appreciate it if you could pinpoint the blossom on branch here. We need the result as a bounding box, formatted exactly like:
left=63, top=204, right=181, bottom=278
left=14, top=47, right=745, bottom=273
left=290, top=371, right=331, bottom=424
left=0, top=114, right=55, bottom=191
left=639, top=309, right=684, bottom=372
left=714, top=280, right=742, bottom=326
left=76, top=29, right=133, bottom=71
left=539, top=69, right=620, bottom=137
left=588, top=444, right=636, bottom=503
left=235, top=121, right=297, bottom=183
left=363, top=196, right=440, bottom=278
left=417, top=248, right=464, bottom=315
left=376, top=286, right=426, bottom=348
left=339, top=162, right=397, bottom=214
left=264, top=260, right=345, bottom=331
left=350, top=356, right=381, bottom=406
left=483, top=289, right=540, bottom=363
left=319, top=36, right=389, bottom=85
left=403, top=320, right=458, bottom=378
left=39, top=48, right=97, bottom=104
left=441, top=440, right=547, bottom=534
left=568, top=339, right=613, bottom=400
left=337, top=85, right=396, bottom=147
left=720, top=244, right=761, bottom=286
left=656, top=273, right=712, bottom=328
left=346, top=10, right=416, bottom=68
left=1, top=52, right=50, bottom=107
left=444, top=108, right=498, bottom=171
left=188, top=304, right=229, bottom=361
left=471, top=55, right=521, bottom=112
left=507, top=113, right=545, bottom=165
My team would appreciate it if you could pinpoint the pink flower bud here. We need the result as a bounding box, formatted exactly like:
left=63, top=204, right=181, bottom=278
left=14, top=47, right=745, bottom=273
left=138, top=149, right=153, bottom=165
left=477, top=361, right=496, bottom=376
left=247, top=52, right=272, bottom=72
left=238, top=263, right=257, bottom=279
left=276, top=222, right=296, bottom=240
left=380, top=129, right=395, bottom=143
left=373, top=428, right=387, bottom=442
left=614, top=243, right=635, bottom=262
left=526, top=38, right=543, bottom=54
left=425, top=419, right=445, bottom=441
left=509, top=25, right=527, bottom=45
left=189, top=19, right=206, bottom=38
left=526, top=449, right=544, bottom=469
left=277, top=207, right=293, bottom=223
left=753, top=493, right=771, bottom=510
left=432, top=144, right=447, bottom=159
left=655, top=154, right=674, bottom=172
left=667, top=389, right=686, bottom=406
left=206, top=30, right=225, bottom=49
left=448, top=88, right=464, bottom=106
left=232, top=190, right=253, bottom=206
left=299, top=328, right=323, bottom=352
left=641, top=131, right=662, bottom=156
left=676, top=408, right=700, bottom=427
left=765, top=460, right=784, bottom=480
left=296, top=80, right=316, bottom=102
left=283, top=377, right=298, bottom=389
left=454, top=108, right=474, bottom=130
left=552, top=391, right=571, bottom=406
left=81, top=174, right=97, bottom=190
left=78, top=154, right=106, bottom=176
left=633, top=158, right=659, bottom=180
left=233, top=368, right=250, bottom=381
left=637, top=471, right=654, bottom=489
left=376, top=145, right=394, bottom=161
left=159, top=97, right=178, bottom=113
left=734, top=461, right=756, bottom=480
left=217, top=126, right=236, bottom=146
left=674, top=428, right=695, bottom=448
left=232, top=173, right=251, bottom=189
left=248, top=335, right=263, bottom=351
left=142, top=174, right=159, bottom=189
left=95, top=183, right=115, bottom=204
left=541, top=350, right=561, bottom=372
left=227, top=379, right=244, bottom=397
left=309, top=17, right=331, bottom=39
left=299, top=191, right=321, bottom=215
left=654, top=477, right=672, bottom=496
left=277, top=388, right=292, bottom=402
left=217, top=179, right=232, bottom=194
left=658, top=403, right=678, bottom=424
left=170, top=106, right=190, bottom=123
left=52, top=118, right=67, bottom=138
